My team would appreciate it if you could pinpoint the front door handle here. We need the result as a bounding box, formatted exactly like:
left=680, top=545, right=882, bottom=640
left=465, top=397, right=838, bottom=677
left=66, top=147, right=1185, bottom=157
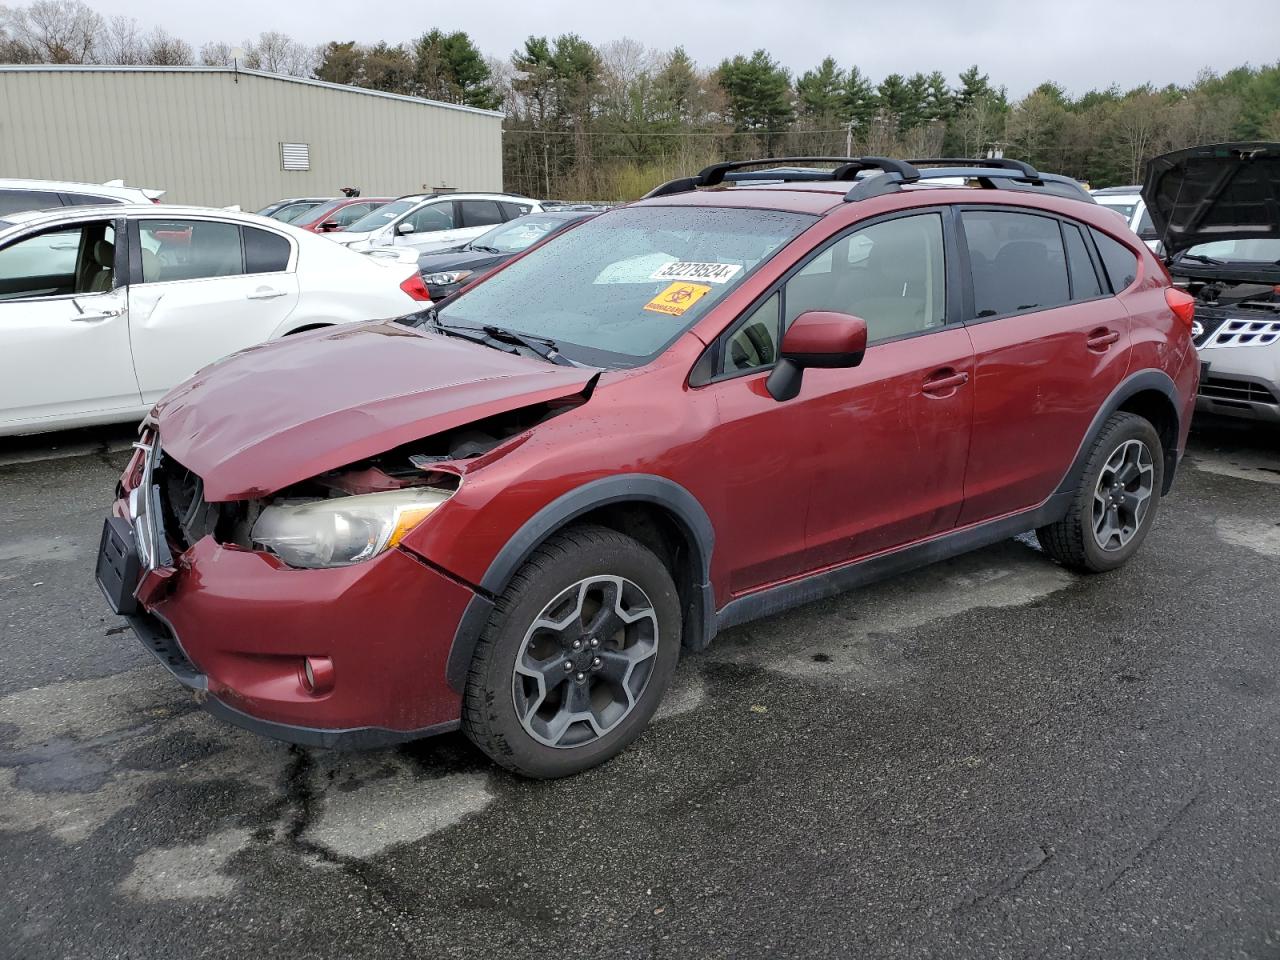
left=247, top=286, right=287, bottom=300
left=922, top=369, right=970, bottom=395
left=70, top=309, right=122, bottom=323
left=1087, top=328, right=1121, bottom=351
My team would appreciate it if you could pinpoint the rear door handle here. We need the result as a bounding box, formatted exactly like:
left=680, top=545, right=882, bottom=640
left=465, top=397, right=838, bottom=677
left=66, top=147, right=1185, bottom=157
left=247, top=286, right=287, bottom=300
left=922, top=370, right=970, bottom=395
left=1087, top=329, right=1120, bottom=350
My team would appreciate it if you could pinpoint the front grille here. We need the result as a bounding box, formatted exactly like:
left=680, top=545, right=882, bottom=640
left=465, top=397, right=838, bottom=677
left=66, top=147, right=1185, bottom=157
left=1198, top=376, right=1280, bottom=407
left=155, top=453, right=215, bottom=551
left=1203, top=317, right=1280, bottom=349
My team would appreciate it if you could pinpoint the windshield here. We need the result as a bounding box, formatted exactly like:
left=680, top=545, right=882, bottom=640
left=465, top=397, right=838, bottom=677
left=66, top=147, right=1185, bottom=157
left=347, top=199, right=417, bottom=233
left=471, top=215, right=580, bottom=253
left=269, top=202, right=321, bottom=223
left=437, top=205, right=814, bottom=367
left=1181, top=238, right=1280, bottom=263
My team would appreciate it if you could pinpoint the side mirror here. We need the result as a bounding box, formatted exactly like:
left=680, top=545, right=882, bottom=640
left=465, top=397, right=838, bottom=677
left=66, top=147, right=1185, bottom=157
left=396, top=221, right=415, bottom=235
left=766, top=310, right=867, bottom=402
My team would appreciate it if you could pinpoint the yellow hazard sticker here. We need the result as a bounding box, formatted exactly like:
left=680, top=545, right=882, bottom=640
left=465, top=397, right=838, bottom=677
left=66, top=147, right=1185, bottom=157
left=643, top=281, right=712, bottom=317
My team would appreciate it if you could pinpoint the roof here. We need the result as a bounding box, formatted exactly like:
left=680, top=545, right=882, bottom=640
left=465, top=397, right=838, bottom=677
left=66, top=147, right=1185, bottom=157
left=0, top=64, right=505, bottom=119
left=0, top=177, right=160, bottom=199
left=1091, top=185, right=1142, bottom=195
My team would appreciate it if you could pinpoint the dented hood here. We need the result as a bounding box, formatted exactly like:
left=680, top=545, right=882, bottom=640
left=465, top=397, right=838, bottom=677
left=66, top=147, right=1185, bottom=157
left=154, top=322, right=597, bottom=501
left=1141, top=141, right=1280, bottom=257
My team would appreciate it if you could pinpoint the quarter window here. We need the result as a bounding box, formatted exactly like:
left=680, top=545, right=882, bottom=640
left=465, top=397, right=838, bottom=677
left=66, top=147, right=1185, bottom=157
left=783, top=213, right=946, bottom=343
left=719, top=293, right=780, bottom=375
left=962, top=210, right=1069, bottom=317
left=1063, top=223, right=1103, bottom=300
left=1091, top=228, right=1139, bottom=292
left=243, top=227, right=291, bottom=274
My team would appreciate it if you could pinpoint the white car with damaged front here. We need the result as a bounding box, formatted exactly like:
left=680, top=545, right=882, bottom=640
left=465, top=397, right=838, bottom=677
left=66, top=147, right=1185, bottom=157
left=0, top=204, right=431, bottom=436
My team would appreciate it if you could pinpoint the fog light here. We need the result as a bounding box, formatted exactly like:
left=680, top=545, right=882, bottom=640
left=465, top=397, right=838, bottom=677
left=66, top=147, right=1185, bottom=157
left=301, top=656, right=335, bottom=695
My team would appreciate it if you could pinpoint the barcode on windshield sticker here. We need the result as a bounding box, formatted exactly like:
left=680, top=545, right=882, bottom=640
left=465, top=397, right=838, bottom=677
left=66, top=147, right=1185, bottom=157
left=650, top=261, right=743, bottom=284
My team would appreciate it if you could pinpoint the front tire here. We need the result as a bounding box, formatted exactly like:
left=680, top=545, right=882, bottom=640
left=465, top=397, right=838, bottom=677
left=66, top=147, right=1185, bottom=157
left=462, top=524, right=681, bottom=778
left=1037, top=412, right=1164, bottom=573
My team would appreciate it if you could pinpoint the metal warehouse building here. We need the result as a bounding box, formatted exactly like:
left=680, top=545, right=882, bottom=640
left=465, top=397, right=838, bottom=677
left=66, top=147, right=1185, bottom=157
left=0, top=65, right=504, bottom=209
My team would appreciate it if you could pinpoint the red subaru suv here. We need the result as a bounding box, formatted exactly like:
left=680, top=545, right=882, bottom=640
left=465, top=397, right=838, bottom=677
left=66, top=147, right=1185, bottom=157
left=97, top=157, right=1199, bottom=778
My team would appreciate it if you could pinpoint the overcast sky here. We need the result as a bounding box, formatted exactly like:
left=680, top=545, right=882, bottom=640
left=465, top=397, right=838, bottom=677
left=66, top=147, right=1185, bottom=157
left=84, top=0, right=1280, bottom=98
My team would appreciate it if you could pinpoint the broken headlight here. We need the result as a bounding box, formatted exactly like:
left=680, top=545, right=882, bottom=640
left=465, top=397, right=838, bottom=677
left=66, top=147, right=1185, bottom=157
left=251, top=487, right=454, bottom=569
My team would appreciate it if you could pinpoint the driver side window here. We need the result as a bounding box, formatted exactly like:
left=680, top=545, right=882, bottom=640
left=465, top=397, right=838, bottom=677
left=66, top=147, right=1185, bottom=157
left=0, top=221, right=116, bottom=301
left=403, top=202, right=455, bottom=235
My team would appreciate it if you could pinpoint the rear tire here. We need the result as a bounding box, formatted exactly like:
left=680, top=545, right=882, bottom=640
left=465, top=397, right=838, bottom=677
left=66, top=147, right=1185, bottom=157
left=462, top=524, right=681, bottom=779
left=1037, top=412, right=1164, bottom=573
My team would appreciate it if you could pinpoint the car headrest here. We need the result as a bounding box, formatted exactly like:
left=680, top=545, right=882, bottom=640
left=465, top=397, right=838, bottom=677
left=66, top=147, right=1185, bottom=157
left=93, top=239, right=115, bottom=269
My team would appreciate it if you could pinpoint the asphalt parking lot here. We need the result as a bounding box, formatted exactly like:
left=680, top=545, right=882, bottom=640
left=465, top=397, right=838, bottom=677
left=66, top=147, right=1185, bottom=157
left=1, top=418, right=1278, bottom=959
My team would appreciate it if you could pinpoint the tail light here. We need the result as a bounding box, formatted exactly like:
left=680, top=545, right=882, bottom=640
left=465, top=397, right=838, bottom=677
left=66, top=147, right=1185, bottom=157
left=1165, top=287, right=1196, bottom=330
left=399, top=273, right=433, bottom=302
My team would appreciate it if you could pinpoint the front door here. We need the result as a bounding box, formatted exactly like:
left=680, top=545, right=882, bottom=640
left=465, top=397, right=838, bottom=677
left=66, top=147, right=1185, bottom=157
left=700, top=211, right=974, bottom=597
left=127, top=218, right=300, bottom=404
left=0, top=218, right=140, bottom=431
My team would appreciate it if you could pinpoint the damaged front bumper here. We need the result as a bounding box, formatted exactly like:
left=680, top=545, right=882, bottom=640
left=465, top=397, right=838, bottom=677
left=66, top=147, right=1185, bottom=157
left=96, top=439, right=477, bottom=749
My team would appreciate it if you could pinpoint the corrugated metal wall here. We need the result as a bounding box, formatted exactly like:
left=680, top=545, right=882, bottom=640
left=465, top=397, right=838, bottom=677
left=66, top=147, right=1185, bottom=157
left=0, top=67, right=504, bottom=209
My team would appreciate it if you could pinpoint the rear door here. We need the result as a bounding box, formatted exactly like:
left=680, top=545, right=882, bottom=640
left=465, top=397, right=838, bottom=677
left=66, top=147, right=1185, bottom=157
left=126, top=218, right=300, bottom=403
left=0, top=218, right=139, bottom=430
left=956, top=207, right=1130, bottom=524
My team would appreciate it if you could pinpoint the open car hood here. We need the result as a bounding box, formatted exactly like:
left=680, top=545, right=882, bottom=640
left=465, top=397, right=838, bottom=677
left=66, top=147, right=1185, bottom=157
left=1141, top=142, right=1280, bottom=260
left=152, top=322, right=597, bottom=501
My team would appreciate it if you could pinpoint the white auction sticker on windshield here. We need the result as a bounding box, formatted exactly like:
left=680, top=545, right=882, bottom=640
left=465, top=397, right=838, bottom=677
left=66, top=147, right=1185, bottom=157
left=650, top=261, right=743, bottom=284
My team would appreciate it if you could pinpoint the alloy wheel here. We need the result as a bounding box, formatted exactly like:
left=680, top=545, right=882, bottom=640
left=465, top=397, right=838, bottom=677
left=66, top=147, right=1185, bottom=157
left=511, top=575, right=660, bottom=748
left=1091, top=438, right=1154, bottom=551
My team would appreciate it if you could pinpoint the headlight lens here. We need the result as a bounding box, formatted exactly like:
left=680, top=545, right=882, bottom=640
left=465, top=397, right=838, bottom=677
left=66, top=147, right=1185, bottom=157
left=422, top=270, right=472, bottom=286
left=251, top=487, right=454, bottom=569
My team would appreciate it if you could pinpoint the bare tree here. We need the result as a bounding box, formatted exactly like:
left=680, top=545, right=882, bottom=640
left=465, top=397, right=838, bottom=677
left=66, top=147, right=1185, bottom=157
left=199, top=40, right=235, bottom=66
left=143, top=26, right=191, bottom=66
left=97, top=14, right=143, bottom=64
left=242, top=31, right=314, bottom=77
left=6, top=0, right=102, bottom=62
left=1110, top=91, right=1169, bottom=183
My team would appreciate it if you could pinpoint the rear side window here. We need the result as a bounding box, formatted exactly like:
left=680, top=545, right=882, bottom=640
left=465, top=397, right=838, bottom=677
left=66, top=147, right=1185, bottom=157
left=1091, top=229, right=1139, bottom=292
left=1062, top=223, right=1103, bottom=299
left=459, top=200, right=503, bottom=228
left=0, top=189, right=65, bottom=215
left=243, top=226, right=291, bottom=273
left=501, top=201, right=532, bottom=220
left=962, top=210, right=1069, bottom=317
left=139, top=219, right=243, bottom=282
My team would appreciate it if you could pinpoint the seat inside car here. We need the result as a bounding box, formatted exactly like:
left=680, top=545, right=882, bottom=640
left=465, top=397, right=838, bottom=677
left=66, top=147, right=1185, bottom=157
left=86, top=239, right=114, bottom=292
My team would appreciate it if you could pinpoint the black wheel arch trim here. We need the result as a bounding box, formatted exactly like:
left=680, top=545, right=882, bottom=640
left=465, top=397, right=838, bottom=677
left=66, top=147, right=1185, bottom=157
left=1052, top=368, right=1182, bottom=498
left=445, top=474, right=717, bottom=692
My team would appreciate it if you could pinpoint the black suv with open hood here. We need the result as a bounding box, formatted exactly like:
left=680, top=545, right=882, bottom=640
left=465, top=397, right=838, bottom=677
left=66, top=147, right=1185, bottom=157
left=1143, top=142, right=1280, bottom=424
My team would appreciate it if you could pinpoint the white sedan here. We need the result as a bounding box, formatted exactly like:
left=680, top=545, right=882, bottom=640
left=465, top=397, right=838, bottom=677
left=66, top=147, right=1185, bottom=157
left=0, top=205, right=431, bottom=436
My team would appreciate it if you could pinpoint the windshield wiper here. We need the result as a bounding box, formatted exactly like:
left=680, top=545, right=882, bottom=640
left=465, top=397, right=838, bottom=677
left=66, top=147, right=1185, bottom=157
left=1175, top=252, right=1225, bottom=265
left=429, top=316, right=575, bottom=366
left=481, top=325, right=576, bottom=366
left=469, top=244, right=502, bottom=254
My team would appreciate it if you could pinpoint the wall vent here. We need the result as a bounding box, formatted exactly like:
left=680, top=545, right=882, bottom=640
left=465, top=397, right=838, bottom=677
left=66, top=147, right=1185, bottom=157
left=281, top=142, right=310, bottom=171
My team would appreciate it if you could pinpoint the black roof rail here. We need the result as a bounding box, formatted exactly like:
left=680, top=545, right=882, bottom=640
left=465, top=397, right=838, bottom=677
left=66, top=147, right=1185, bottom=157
left=906, top=157, right=1042, bottom=179
left=643, top=157, right=922, bottom=199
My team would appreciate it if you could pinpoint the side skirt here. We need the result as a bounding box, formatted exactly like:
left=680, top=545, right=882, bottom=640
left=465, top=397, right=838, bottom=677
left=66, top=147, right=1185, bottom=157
left=714, top=491, right=1072, bottom=632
